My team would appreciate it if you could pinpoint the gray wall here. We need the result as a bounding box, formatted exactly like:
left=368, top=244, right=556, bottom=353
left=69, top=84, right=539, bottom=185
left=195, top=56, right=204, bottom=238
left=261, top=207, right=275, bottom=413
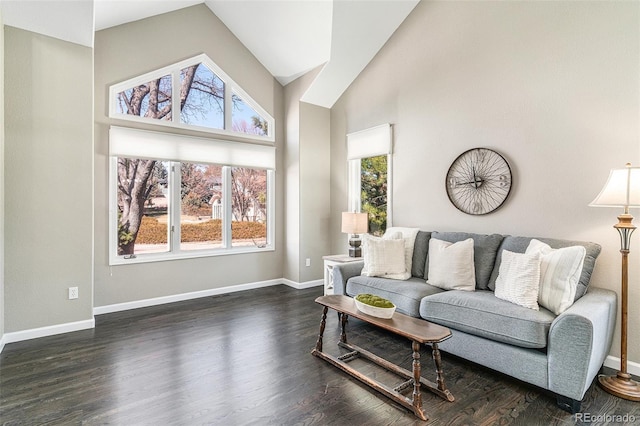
left=94, top=5, right=285, bottom=307
left=299, top=101, right=331, bottom=282
left=0, top=7, right=5, bottom=345
left=330, top=1, right=640, bottom=364
left=4, top=26, right=93, bottom=332
left=283, top=67, right=331, bottom=283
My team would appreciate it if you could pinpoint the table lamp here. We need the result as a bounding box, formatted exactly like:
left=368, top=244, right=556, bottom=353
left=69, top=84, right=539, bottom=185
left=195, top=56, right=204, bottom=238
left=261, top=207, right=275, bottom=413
left=590, top=162, right=640, bottom=401
left=341, top=212, right=368, bottom=257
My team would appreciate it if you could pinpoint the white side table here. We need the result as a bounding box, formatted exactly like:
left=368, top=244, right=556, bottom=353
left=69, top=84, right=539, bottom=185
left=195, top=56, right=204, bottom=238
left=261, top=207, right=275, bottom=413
left=322, top=254, right=363, bottom=295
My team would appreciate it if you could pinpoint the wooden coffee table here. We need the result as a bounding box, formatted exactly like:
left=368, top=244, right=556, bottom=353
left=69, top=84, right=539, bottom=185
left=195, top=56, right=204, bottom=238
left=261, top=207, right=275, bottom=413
left=311, top=295, right=454, bottom=421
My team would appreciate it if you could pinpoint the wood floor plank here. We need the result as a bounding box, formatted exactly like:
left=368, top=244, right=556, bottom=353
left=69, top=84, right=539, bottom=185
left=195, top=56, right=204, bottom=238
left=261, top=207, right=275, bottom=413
left=1, top=285, right=638, bottom=425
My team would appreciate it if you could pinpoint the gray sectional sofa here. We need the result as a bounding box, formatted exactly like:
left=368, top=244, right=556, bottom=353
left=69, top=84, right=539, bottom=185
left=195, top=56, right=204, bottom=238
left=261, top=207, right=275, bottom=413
left=332, top=231, right=617, bottom=413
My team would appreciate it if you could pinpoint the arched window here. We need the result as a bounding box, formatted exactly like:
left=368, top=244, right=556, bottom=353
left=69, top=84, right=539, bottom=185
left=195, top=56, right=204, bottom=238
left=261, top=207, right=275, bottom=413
left=109, top=54, right=274, bottom=142
left=107, top=55, right=276, bottom=265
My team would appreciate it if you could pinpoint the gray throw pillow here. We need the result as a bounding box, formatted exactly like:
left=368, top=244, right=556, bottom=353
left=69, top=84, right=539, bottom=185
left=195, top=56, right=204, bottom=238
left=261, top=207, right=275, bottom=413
left=412, top=231, right=431, bottom=278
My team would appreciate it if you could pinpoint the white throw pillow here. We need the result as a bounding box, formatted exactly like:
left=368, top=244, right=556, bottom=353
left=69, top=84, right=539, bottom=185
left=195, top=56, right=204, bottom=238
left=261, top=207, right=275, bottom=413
left=526, top=239, right=586, bottom=315
left=383, top=227, right=420, bottom=277
left=494, top=250, right=541, bottom=310
left=427, top=238, right=476, bottom=291
left=361, top=234, right=408, bottom=279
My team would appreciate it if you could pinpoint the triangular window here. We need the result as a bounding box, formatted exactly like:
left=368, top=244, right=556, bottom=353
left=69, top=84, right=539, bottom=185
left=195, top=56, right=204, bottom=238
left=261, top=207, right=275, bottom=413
left=109, top=54, right=274, bottom=142
left=116, top=74, right=172, bottom=120
left=180, top=63, right=224, bottom=130
left=232, top=91, right=268, bottom=137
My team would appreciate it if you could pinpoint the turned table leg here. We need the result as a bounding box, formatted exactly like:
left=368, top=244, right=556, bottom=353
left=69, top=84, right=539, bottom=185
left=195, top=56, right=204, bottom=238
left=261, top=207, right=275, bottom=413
left=340, top=313, right=348, bottom=344
left=314, top=306, right=328, bottom=352
left=412, top=340, right=426, bottom=421
left=432, top=342, right=447, bottom=392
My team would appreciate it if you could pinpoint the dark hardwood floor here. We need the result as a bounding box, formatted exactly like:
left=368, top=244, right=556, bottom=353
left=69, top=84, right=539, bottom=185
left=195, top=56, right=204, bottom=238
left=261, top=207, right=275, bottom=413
left=1, top=285, right=638, bottom=425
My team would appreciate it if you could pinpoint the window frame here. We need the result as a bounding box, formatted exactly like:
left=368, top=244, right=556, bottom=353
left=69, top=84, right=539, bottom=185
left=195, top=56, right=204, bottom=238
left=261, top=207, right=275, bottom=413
left=109, top=54, right=275, bottom=143
left=109, top=157, right=275, bottom=265
left=346, top=124, right=393, bottom=230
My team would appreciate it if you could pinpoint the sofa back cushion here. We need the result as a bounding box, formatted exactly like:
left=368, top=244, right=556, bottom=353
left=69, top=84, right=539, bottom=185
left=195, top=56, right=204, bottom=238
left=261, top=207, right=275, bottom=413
left=488, top=236, right=601, bottom=301
left=411, top=231, right=431, bottom=278
left=430, top=232, right=504, bottom=290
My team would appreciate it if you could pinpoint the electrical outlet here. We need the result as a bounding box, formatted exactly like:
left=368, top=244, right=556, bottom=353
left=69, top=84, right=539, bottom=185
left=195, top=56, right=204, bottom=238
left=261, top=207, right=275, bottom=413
left=305, top=258, right=311, bottom=267
left=68, top=287, right=78, bottom=300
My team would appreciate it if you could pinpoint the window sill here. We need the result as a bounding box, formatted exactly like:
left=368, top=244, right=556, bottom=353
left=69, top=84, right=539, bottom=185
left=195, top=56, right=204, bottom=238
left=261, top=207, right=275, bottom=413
left=109, top=245, right=275, bottom=266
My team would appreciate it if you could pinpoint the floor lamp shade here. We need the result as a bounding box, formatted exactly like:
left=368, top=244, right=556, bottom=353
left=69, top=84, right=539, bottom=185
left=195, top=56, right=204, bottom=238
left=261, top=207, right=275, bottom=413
left=342, top=212, right=368, bottom=257
left=590, top=165, right=640, bottom=209
left=590, top=163, right=640, bottom=401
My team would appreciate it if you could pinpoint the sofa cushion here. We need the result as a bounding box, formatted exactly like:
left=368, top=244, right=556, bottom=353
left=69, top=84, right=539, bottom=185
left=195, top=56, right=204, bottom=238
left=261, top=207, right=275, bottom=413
left=427, top=238, right=476, bottom=291
left=494, top=250, right=541, bottom=310
left=346, top=276, right=444, bottom=318
left=384, top=227, right=421, bottom=279
left=412, top=231, right=431, bottom=278
left=361, top=233, right=408, bottom=279
left=420, top=290, right=556, bottom=349
left=526, top=239, right=586, bottom=314
left=488, top=236, right=601, bottom=301
left=430, top=232, right=504, bottom=290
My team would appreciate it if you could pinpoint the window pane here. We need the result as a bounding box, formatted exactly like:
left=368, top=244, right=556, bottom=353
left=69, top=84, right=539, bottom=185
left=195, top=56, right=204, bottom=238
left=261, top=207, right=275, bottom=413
left=180, top=163, right=223, bottom=251
left=117, top=159, right=170, bottom=255
left=361, top=155, right=387, bottom=236
left=231, top=167, right=267, bottom=247
left=180, top=63, right=225, bottom=129
left=232, top=92, right=268, bottom=136
left=116, top=75, right=172, bottom=121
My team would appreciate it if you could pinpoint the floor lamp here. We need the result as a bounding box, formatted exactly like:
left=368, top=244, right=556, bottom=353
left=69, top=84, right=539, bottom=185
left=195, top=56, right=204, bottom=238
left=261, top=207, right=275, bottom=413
left=590, top=163, right=640, bottom=401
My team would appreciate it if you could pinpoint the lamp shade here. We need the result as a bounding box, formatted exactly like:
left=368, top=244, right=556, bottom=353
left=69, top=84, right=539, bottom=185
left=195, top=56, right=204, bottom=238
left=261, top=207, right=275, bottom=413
left=590, top=164, right=640, bottom=208
left=341, top=212, right=368, bottom=234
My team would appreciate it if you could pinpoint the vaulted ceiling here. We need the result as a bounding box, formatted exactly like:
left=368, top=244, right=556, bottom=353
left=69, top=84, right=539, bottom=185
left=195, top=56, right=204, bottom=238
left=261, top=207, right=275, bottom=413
left=0, top=0, right=418, bottom=108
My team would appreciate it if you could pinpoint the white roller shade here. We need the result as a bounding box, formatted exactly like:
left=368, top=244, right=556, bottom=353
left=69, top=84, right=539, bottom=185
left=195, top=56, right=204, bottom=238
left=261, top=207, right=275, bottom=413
left=110, top=126, right=276, bottom=170
left=347, top=123, right=392, bottom=160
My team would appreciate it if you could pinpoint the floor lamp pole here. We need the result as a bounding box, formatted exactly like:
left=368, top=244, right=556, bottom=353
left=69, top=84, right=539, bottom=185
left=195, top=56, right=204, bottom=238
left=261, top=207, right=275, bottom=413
left=598, top=212, right=640, bottom=400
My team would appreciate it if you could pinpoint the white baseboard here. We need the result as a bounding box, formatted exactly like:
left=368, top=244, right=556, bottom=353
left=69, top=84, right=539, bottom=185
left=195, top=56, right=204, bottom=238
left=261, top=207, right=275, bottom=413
left=2, top=318, right=95, bottom=346
left=0, top=334, right=5, bottom=354
left=604, top=356, right=640, bottom=377
left=282, top=278, right=323, bottom=290
left=95, top=278, right=323, bottom=316
left=94, top=278, right=288, bottom=315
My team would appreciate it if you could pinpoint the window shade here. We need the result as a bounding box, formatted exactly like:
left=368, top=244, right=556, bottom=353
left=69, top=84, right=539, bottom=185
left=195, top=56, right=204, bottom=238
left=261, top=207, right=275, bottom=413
left=346, top=123, right=392, bottom=160
left=109, top=126, right=276, bottom=170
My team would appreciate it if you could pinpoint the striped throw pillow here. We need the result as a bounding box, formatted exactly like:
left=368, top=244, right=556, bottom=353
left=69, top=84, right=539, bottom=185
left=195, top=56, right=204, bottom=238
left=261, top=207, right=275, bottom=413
left=526, top=239, right=586, bottom=315
left=494, top=250, right=541, bottom=310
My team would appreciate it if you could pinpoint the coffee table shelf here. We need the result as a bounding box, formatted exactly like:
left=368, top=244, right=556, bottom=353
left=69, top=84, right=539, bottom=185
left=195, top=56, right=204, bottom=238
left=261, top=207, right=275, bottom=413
left=311, top=295, right=454, bottom=421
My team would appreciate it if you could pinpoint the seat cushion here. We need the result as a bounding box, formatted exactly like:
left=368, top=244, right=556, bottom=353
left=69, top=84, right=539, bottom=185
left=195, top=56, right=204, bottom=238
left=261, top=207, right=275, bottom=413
left=420, top=290, right=556, bottom=349
left=346, top=276, right=444, bottom=317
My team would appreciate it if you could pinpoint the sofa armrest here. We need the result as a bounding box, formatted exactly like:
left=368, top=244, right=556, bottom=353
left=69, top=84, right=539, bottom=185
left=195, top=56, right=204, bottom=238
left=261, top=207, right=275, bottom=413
left=547, top=287, right=617, bottom=400
left=332, top=261, right=364, bottom=295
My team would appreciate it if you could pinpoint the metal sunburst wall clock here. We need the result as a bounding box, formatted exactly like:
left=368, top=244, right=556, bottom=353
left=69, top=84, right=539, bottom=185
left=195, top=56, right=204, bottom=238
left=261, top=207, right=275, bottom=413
left=445, top=148, right=512, bottom=215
